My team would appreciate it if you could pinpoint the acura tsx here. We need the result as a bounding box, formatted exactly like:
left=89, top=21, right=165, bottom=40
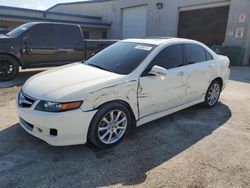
left=17, top=38, right=230, bottom=148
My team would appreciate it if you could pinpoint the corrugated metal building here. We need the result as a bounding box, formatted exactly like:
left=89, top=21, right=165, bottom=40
left=49, top=0, right=250, bottom=66
left=0, top=5, right=111, bottom=38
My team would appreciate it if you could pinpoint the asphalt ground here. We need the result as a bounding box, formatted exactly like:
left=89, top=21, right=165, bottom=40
left=0, top=67, right=250, bottom=188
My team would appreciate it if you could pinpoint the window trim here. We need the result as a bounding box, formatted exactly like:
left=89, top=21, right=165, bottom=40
left=205, top=49, right=214, bottom=61
left=141, top=44, right=185, bottom=77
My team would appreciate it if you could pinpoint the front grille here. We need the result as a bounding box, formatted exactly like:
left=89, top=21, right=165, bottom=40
left=18, top=91, right=36, bottom=108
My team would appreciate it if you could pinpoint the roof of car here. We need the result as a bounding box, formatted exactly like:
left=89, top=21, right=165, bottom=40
left=123, top=38, right=199, bottom=46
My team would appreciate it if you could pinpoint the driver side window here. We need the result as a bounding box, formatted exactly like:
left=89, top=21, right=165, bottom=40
left=26, top=25, right=55, bottom=48
left=142, top=44, right=184, bottom=76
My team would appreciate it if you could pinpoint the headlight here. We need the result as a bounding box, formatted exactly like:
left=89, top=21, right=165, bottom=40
left=35, top=100, right=83, bottom=112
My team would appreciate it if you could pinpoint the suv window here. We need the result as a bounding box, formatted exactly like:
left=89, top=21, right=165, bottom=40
left=143, top=44, right=184, bottom=76
left=185, top=44, right=207, bottom=64
left=27, top=24, right=55, bottom=47
left=55, top=25, right=82, bottom=47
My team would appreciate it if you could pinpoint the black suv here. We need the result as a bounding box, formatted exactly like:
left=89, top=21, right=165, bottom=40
left=0, top=22, right=117, bottom=81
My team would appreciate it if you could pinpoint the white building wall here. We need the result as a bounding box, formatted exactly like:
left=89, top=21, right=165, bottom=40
left=0, top=6, right=111, bottom=39
left=50, top=0, right=250, bottom=65
left=50, top=1, right=118, bottom=38
left=225, top=0, right=250, bottom=65
left=0, top=8, right=105, bottom=24
left=50, top=0, right=230, bottom=38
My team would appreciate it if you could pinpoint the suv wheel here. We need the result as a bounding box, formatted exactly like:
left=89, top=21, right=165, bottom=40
left=88, top=103, right=131, bottom=148
left=0, top=55, right=19, bottom=81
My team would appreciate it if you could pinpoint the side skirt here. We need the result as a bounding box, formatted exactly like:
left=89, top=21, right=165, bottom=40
left=136, top=98, right=204, bottom=127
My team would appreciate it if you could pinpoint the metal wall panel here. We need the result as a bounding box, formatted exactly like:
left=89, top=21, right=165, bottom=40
left=122, top=5, right=147, bottom=39
left=50, top=0, right=229, bottom=38
left=178, top=6, right=230, bottom=46
left=50, top=0, right=250, bottom=65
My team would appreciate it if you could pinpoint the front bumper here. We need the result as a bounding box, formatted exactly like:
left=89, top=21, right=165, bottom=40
left=17, top=104, right=97, bottom=146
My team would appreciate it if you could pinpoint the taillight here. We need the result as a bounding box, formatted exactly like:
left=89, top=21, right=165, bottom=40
left=228, top=63, right=231, bottom=69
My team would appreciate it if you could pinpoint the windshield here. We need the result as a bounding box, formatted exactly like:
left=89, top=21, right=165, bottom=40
left=85, top=42, right=156, bottom=75
left=7, top=23, right=34, bottom=38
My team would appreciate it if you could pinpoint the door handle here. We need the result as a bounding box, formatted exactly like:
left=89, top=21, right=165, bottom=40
left=177, top=71, right=184, bottom=76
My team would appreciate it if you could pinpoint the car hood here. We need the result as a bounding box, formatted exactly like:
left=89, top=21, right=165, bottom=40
left=0, top=34, right=9, bottom=38
left=0, top=34, right=13, bottom=41
left=22, top=63, right=123, bottom=101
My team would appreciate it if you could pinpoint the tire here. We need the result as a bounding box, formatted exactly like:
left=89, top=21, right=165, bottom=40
left=0, top=55, right=19, bottom=81
left=88, top=103, right=131, bottom=148
left=203, top=80, right=222, bottom=108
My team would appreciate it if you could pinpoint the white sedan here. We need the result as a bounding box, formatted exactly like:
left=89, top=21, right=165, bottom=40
left=17, top=38, right=230, bottom=148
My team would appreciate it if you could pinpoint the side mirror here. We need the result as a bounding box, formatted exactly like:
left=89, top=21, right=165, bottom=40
left=149, top=65, right=167, bottom=76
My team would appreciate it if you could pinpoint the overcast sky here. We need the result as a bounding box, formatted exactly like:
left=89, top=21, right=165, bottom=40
left=0, top=0, right=89, bottom=10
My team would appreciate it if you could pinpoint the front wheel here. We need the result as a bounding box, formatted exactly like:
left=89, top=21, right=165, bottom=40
left=204, top=80, right=221, bottom=108
left=0, top=56, right=19, bottom=81
left=88, top=103, right=131, bottom=148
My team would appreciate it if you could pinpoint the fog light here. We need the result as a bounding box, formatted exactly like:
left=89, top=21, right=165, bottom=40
left=50, top=129, right=57, bottom=136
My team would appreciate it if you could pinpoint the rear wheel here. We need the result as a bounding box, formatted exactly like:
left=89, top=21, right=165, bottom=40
left=0, top=55, right=19, bottom=81
left=88, top=103, right=131, bottom=148
left=204, top=80, right=221, bottom=108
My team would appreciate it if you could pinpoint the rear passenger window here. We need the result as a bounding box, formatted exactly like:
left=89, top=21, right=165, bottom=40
left=151, top=45, right=184, bottom=69
left=185, top=44, right=207, bottom=64
left=55, top=25, right=82, bottom=47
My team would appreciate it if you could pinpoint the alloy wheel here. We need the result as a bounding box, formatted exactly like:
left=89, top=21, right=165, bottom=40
left=98, top=110, right=128, bottom=145
left=207, top=83, right=220, bottom=106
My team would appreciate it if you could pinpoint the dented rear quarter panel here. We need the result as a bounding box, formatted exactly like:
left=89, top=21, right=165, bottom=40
left=217, top=55, right=230, bottom=88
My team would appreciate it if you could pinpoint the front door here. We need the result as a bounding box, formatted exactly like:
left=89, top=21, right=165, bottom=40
left=22, top=24, right=58, bottom=66
left=138, top=44, right=188, bottom=118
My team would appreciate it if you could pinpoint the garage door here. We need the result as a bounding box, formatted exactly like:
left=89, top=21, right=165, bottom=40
left=122, top=5, right=147, bottom=39
left=178, top=6, right=230, bottom=46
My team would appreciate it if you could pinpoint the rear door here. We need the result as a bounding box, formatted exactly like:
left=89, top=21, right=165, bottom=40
left=54, top=24, right=84, bottom=63
left=22, top=24, right=57, bottom=65
left=184, top=44, right=214, bottom=102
